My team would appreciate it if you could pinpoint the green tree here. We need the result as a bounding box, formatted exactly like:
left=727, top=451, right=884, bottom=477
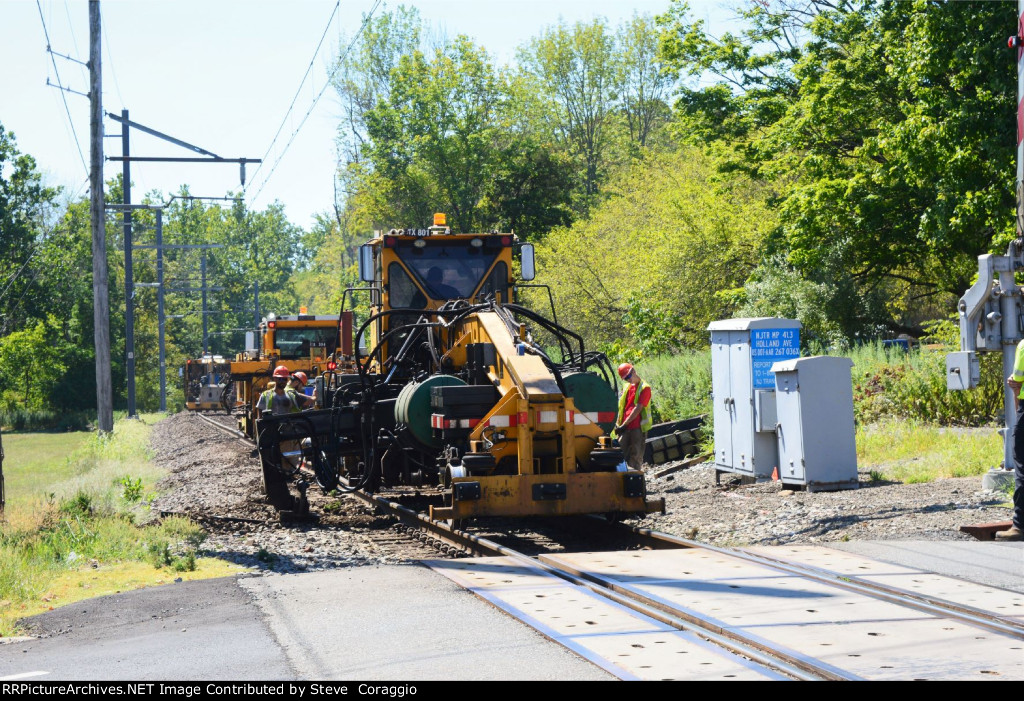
left=616, top=13, right=674, bottom=151
left=0, top=124, right=61, bottom=336
left=657, top=0, right=807, bottom=148
left=361, top=35, right=506, bottom=232
left=0, top=315, right=90, bottom=412
left=658, top=0, right=1017, bottom=337
left=536, top=148, right=775, bottom=353
left=518, top=19, right=619, bottom=203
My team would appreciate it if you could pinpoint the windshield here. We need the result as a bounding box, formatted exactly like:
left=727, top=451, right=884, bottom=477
left=275, top=327, right=338, bottom=359
left=396, top=244, right=500, bottom=300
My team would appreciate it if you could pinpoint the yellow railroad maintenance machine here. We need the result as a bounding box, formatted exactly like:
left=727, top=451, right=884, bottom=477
left=255, top=215, right=665, bottom=523
left=183, top=310, right=353, bottom=439
left=229, top=310, right=352, bottom=438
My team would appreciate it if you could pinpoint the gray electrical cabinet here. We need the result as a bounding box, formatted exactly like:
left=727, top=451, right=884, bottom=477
left=771, top=356, right=859, bottom=492
left=708, top=318, right=801, bottom=481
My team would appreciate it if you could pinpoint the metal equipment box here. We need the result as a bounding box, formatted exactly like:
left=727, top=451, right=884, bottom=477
left=708, top=317, right=801, bottom=481
left=945, top=351, right=980, bottom=391
left=771, top=355, right=859, bottom=492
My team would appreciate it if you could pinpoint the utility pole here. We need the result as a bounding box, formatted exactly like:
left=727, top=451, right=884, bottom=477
left=254, top=280, right=260, bottom=330
left=201, top=254, right=209, bottom=354
left=89, top=0, right=113, bottom=433
left=120, top=109, right=136, bottom=418
left=131, top=226, right=221, bottom=413
left=156, top=209, right=166, bottom=412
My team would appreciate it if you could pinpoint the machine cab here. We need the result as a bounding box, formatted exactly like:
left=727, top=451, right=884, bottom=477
left=259, top=311, right=341, bottom=362
left=357, top=214, right=535, bottom=368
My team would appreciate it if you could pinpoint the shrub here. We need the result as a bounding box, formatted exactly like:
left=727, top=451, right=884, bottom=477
left=635, top=351, right=712, bottom=424
left=119, top=476, right=144, bottom=503
left=0, top=409, right=92, bottom=432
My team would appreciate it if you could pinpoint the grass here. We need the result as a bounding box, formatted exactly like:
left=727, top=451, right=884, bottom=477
left=856, top=419, right=1002, bottom=483
left=0, top=414, right=248, bottom=637
left=2, top=432, right=92, bottom=509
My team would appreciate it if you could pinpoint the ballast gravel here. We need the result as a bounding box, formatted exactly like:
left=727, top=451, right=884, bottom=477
left=147, top=412, right=1014, bottom=574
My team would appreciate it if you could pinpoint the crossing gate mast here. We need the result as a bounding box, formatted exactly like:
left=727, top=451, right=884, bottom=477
left=948, top=2, right=1024, bottom=472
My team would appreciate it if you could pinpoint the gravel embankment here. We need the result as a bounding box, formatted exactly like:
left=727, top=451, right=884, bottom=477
left=148, top=412, right=1013, bottom=573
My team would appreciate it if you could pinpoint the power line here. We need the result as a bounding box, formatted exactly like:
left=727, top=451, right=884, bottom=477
left=63, top=0, right=82, bottom=64
left=247, top=0, right=383, bottom=204
left=101, top=11, right=125, bottom=108
left=36, top=0, right=88, bottom=177
left=247, top=0, right=342, bottom=190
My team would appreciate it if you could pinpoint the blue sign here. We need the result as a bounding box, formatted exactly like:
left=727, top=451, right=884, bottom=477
left=751, top=328, right=800, bottom=389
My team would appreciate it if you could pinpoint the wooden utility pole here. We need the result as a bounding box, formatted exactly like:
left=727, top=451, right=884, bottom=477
left=89, top=0, right=113, bottom=433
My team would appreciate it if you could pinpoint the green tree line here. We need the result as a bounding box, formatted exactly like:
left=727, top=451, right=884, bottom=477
left=0, top=0, right=1016, bottom=423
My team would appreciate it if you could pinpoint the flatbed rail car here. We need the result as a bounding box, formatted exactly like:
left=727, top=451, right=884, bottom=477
left=255, top=216, right=665, bottom=523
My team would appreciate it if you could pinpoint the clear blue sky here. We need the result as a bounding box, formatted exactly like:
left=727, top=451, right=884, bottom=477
left=2, top=0, right=737, bottom=229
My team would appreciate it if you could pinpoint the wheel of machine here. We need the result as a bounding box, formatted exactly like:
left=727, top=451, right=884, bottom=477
left=260, top=455, right=293, bottom=509
left=220, top=378, right=236, bottom=414
left=588, top=448, right=625, bottom=471
left=442, top=463, right=468, bottom=531
left=311, top=449, right=339, bottom=492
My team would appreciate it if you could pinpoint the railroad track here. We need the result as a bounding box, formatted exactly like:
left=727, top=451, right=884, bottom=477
left=194, top=411, right=248, bottom=440
left=183, top=412, right=1023, bottom=679
left=348, top=492, right=1023, bottom=680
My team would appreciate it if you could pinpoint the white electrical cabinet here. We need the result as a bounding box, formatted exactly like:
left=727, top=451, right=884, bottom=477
left=708, top=318, right=801, bottom=481
left=771, top=356, right=859, bottom=492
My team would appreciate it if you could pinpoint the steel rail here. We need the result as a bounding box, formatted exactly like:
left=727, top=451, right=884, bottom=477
left=183, top=414, right=1020, bottom=671
left=195, top=412, right=249, bottom=441
left=342, top=492, right=837, bottom=681
left=613, top=520, right=1024, bottom=640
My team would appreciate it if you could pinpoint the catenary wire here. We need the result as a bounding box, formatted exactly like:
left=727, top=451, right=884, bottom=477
left=246, top=0, right=382, bottom=204
left=246, top=0, right=342, bottom=190
left=36, top=0, right=88, bottom=177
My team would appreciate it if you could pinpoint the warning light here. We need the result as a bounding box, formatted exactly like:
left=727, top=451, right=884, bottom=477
left=327, top=361, right=337, bottom=371
left=433, top=212, right=447, bottom=227
left=268, top=321, right=276, bottom=329
left=300, top=306, right=308, bottom=314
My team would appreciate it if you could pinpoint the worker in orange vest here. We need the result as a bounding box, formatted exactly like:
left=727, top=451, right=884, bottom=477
left=612, top=362, right=653, bottom=470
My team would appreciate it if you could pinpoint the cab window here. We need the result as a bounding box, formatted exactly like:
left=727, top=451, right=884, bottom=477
left=388, top=263, right=425, bottom=309
left=476, top=261, right=509, bottom=302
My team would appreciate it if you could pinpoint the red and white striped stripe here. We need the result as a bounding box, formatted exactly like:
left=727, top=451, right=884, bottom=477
left=573, top=411, right=616, bottom=426
left=431, top=414, right=481, bottom=430
left=431, top=409, right=617, bottom=430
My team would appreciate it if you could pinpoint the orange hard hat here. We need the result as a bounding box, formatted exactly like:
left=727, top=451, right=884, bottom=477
left=292, top=371, right=308, bottom=384
left=272, top=364, right=291, bottom=379
left=617, top=362, right=634, bottom=380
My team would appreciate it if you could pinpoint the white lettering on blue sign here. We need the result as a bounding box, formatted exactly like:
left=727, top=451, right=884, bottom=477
left=750, top=328, right=800, bottom=388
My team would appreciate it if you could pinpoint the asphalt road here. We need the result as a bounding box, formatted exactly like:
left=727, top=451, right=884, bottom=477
left=0, top=564, right=614, bottom=682
left=0, top=542, right=1020, bottom=682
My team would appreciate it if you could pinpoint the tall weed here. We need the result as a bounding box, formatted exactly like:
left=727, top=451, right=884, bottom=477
left=849, top=342, right=1002, bottom=426
left=635, top=351, right=712, bottom=424
left=0, top=416, right=210, bottom=635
